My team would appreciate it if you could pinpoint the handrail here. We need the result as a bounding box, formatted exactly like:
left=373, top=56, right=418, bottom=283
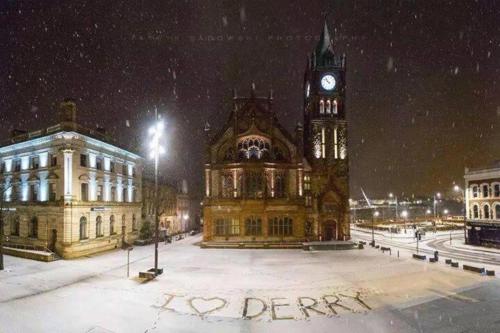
left=3, top=241, right=56, bottom=256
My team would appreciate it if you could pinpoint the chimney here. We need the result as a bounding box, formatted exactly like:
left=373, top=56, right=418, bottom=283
left=59, top=98, right=77, bottom=123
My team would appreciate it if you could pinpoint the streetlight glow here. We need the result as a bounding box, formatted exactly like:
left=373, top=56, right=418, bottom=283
left=453, top=185, right=460, bottom=192
left=373, top=211, right=380, bottom=217
left=401, top=210, right=408, bottom=218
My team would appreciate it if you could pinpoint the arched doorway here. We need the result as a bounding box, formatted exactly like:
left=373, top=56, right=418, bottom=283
left=322, top=221, right=337, bottom=241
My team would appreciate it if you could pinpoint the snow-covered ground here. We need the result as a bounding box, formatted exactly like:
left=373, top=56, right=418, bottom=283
left=0, top=235, right=494, bottom=333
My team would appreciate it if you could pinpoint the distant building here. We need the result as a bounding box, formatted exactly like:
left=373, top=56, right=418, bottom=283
left=202, top=21, right=350, bottom=245
left=0, top=100, right=143, bottom=258
left=464, top=165, right=500, bottom=248
left=142, top=178, right=191, bottom=237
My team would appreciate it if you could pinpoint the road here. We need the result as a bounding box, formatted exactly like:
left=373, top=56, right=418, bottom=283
left=351, top=227, right=500, bottom=266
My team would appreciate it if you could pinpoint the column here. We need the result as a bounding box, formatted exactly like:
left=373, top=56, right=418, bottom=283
left=63, top=149, right=74, bottom=201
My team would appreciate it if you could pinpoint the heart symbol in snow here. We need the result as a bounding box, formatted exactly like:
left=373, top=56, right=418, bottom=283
left=188, top=297, right=227, bottom=316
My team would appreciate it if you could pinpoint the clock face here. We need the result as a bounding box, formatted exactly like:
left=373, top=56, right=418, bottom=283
left=305, top=82, right=310, bottom=97
left=320, top=74, right=336, bottom=91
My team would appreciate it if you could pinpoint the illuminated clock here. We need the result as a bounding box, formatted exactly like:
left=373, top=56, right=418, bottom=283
left=320, top=74, right=336, bottom=91
left=305, top=82, right=310, bottom=97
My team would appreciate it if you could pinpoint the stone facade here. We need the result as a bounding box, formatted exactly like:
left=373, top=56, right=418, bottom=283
left=0, top=100, right=143, bottom=258
left=464, top=165, right=500, bottom=248
left=202, top=22, right=350, bottom=245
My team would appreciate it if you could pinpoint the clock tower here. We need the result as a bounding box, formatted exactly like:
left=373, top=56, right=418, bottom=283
left=303, top=20, right=350, bottom=241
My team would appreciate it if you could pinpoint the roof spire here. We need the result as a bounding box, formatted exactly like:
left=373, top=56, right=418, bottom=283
left=315, top=19, right=335, bottom=56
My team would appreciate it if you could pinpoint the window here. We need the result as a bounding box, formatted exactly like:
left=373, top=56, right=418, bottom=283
left=81, top=183, right=89, bottom=201
left=30, top=184, right=37, bottom=201
left=29, top=217, right=38, bottom=238
left=79, top=217, right=88, bottom=240
left=96, top=157, right=103, bottom=170
left=0, top=161, right=5, bottom=173
left=80, top=154, right=88, bottom=167
left=97, top=185, right=103, bottom=201
left=269, top=217, right=293, bottom=237
left=110, top=161, right=115, bottom=173
left=334, top=126, right=339, bottom=159
left=50, top=154, right=57, bottom=167
left=221, top=173, right=233, bottom=198
left=305, top=195, right=312, bottom=206
left=482, top=185, right=489, bottom=198
left=111, top=186, right=116, bottom=201
left=275, top=174, right=286, bottom=198
left=238, top=137, right=270, bottom=160
left=214, top=218, right=239, bottom=236
left=132, top=214, right=137, bottom=231
left=245, top=171, right=263, bottom=198
left=122, top=164, right=127, bottom=175
left=110, top=215, right=115, bottom=235
left=472, top=186, right=478, bottom=198
left=49, top=183, right=56, bottom=201
left=122, top=188, right=127, bottom=202
left=304, top=175, right=311, bottom=191
left=494, top=184, right=500, bottom=197
left=484, top=205, right=490, bottom=219
left=30, top=156, right=39, bottom=169
left=14, top=159, right=21, bottom=172
left=496, top=205, right=500, bottom=219
left=96, top=216, right=103, bottom=237
left=473, top=205, right=479, bottom=219
left=326, top=99, right=331, bottom=113
left=319, top=100, right=325, bottom=114
left=10, top=216, right=20, bottom=236
left=321, top=127, right=326, bottom=158
left=245, top=217, right=262, bottom=236
left=332, top=99, right=338, bottom=114
left=132, top=188, right=136, bottom=202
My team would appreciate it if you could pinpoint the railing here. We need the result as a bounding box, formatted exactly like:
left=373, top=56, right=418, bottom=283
left=3, top=241, right=56, bottom=256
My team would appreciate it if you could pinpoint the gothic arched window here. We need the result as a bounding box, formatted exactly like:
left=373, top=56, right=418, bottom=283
left=326, top=99, right=331, bottom=114
left=238, top=137, right=270, bottom=160
left=80, top=217, right=87, bottom=240
left=275, top=174, right=286, bottom=198
left=221, top=173, right=233, bottom=198
left=332, top=99, right=338, bottom=114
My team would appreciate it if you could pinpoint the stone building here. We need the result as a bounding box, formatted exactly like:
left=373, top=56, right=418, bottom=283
left=142, top=178, right=191, bottom=237
left=202, top=21, right=350, bottom=245
left=464, top=165, right=500, bottom=248
left=0, top=100, right=143, bottom=258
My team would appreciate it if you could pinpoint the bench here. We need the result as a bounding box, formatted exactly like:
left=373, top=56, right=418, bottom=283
left=445, top=259, right=452, bottom=265
left=412, top=254, right=426, bottom=260
left=463, top=265, right=485, bottom=274
left=486, top=270, right=495, bottom=276
left=429, top=258, right=437, bottom=263
left=451, top=262, right=459, bottom=268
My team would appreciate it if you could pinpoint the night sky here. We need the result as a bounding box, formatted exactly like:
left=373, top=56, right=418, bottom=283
left=1, top=1, right=499, bottom=200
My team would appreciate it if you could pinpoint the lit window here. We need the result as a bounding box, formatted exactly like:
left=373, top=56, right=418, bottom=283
left=319, top=100, right=325, bottom=114
left=332, top=99, right=338, bottom=114
left=214, top=218, right=239, bottom=236
left=321, top=127, right=326, bottom=158
left=269, top=217, right=293, bottom=236
left=238, top=137, right=270, bottom=160
left=326, top=100, right=331, bottom=114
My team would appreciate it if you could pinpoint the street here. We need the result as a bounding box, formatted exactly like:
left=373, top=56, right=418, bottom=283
left=1, top=234, right=499, bottom=332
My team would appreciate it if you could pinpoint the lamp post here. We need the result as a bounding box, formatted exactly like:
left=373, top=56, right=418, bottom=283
left=454, top=185, right=467, bottom=244
left=371, top=211, right=379, bottom=246
left=148, top=109, right=165, bottom=276
left=433, top=192, right=441, bottom=233
left=388, top=192, right=398, bottom=225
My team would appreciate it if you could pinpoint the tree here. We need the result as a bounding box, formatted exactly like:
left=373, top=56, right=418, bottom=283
left=139, top=220, right=153, bottom=240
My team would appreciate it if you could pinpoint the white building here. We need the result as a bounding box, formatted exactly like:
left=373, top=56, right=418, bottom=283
left=0, top=100, right=143, bottom=258
left=464, top=165, right=500, bottom=248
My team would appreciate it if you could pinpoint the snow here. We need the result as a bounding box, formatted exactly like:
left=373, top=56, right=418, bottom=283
left=0, top=234, right=492, bottom=332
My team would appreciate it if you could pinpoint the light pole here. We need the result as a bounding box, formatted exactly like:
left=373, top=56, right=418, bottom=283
left=433, top=192, right=441, bottom=233
left=454, top=185, right=467, bottom=244
left=148, top=109, right=165, bottom=276
left=388, top=192, right=398, bottom=226
left=371, top=211, right=379, bottom=246
left=127, top=247, right=133, bottom=277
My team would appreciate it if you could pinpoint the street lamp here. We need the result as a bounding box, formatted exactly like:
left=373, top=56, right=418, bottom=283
left=453, top=185, right=467, bottom=244
left=388, top=192, right=399, bottom=225
left=371, top=211, right=380, bottom=246
left=433, top=192, right=441, bottom=233
left=148, top=109, right=165, bottom=276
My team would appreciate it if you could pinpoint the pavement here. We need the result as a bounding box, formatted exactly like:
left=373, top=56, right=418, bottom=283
left=0, top=234, right=499, bottom=333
